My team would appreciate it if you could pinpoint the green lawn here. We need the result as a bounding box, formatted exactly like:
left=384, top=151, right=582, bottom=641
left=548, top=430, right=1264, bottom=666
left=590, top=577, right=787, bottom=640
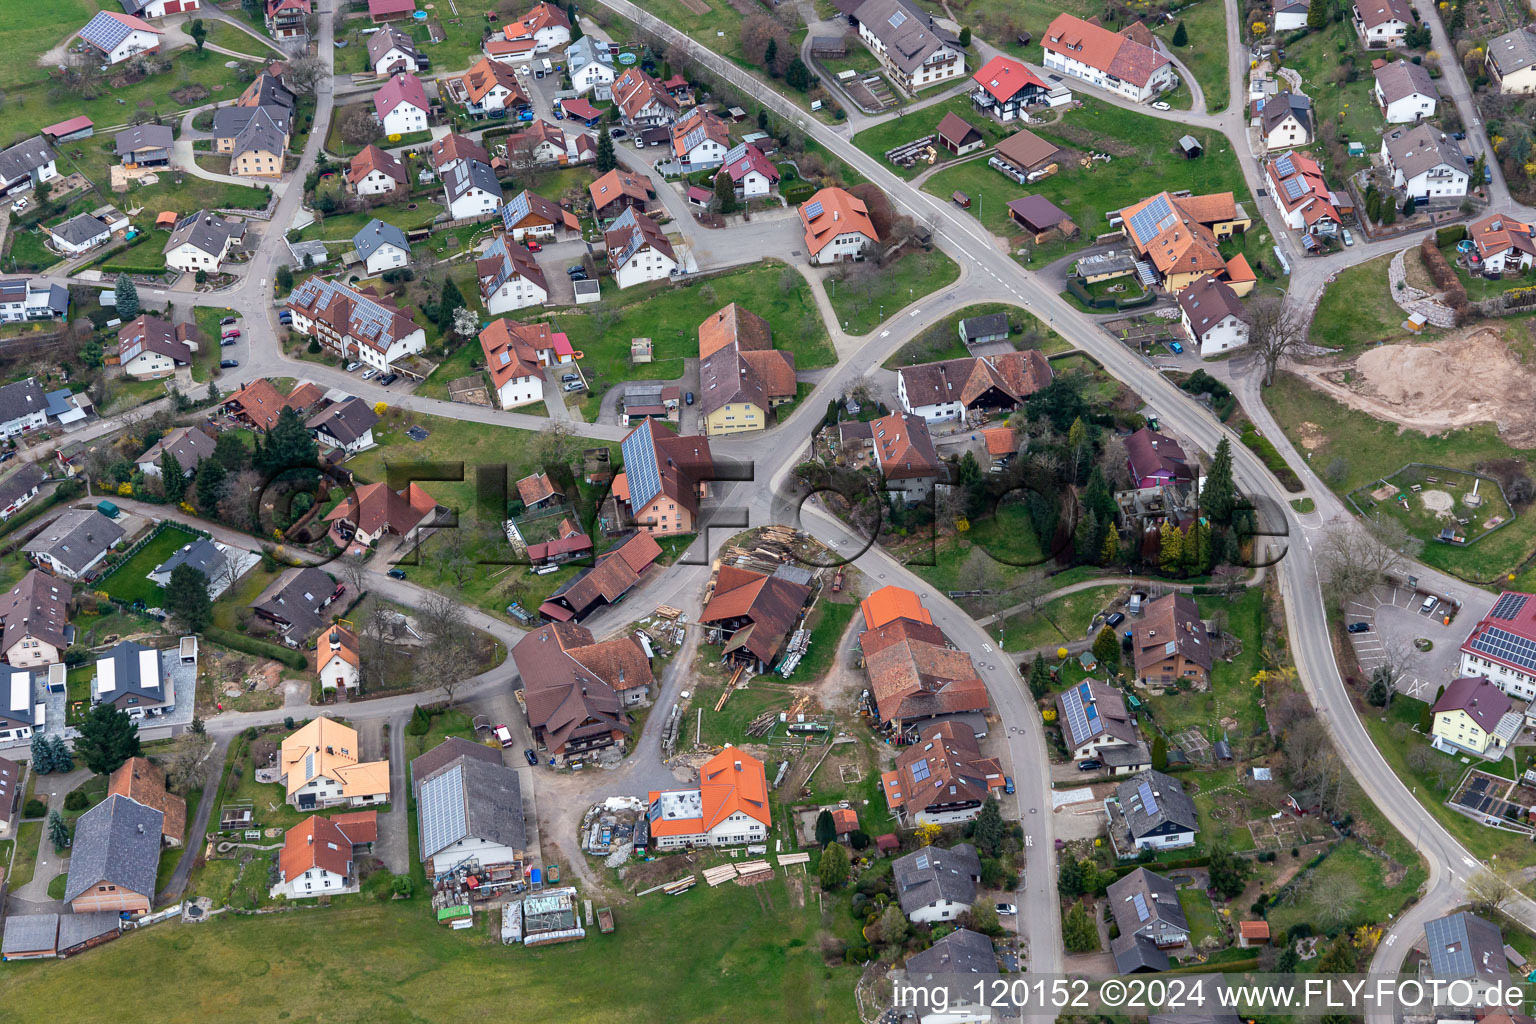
left=851, top=96, right=1019, bottom=181
left=97, top=230, right=171, bottom=275
left=96, top=525, right=204, bottom=609
left=1139, top=588, right=1268, bottom=743
left=1310, top=252, right=1429, bottom=351
left=883, top=302, right=1064, bottom=368
left=1187, top=765, right=1260, bottom=853
left=1447, top=248, right=1536, bottom=301
left=528, top=167, right=596, bottom=205
left=550, top=261, right=835, bottom=420
left=1155, top=1, right=1230, bottom=114
left=0, top=0, right=105, bottom=89
left=417, top=340, right=496, bottom=402
left=827, top=249, right=960, bottom=336
left=906, top=495, right=1044, bottom=597
left=1265, top=841, right=1427, bottom=937
left=1178, top=887, right=1226, bottom=947
left=62, top=774, right=109, bottom=822
left=999, top=584, right=1126, bottom=654
left=198, top=19, right=278, bottom=57
left=54, top=134, right=271, bottom=217
left=9, top=821, right=41, bottom=888
left=292, top=201, right=444, bottom=244
left=781, top=598, right=858, bottom=682
left=405, top=708, right=481, bottom=763
left=193, top=306, right=242, bottom=384
left=5, top=229, right=62, bottom=273
left=1266, top=370, right=1536, bottom=583
left=1282, top=18, right=1385, bottom=176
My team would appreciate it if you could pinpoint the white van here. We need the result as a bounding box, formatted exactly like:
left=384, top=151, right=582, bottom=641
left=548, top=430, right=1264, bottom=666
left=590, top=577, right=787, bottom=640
left=1420, top=595, right=1438, bottom=615
left=538, top=58, right=553, bottom=78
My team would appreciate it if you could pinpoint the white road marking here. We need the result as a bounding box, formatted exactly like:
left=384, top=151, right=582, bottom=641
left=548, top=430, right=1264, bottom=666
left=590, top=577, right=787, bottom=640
left=1385, top=933, right=1397, bottom=946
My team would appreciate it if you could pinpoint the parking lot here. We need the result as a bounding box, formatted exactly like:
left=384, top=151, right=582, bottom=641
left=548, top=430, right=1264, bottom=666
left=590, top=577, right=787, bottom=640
left=1343, top=582, right=1491, bottom=700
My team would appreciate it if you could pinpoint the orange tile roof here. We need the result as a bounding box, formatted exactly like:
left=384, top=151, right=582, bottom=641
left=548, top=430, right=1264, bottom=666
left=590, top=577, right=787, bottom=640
left=461, top=56, right=527, bottom=106
left=517, top=471, right=559, bottom=507
left=589, top=168, right=653, bottom=214
left=1119, top=191, right=1236, bottom=280
left=1042, top=13, right=1172, bottom=89
left=697, top=302, right=773, bottom=359
left=346, top=143, right=406, bottom=187
left=1222, top=253, right=1256, bottom=285
left=647, top=746, right=771, bottom=836
left=861, top=585, right=932, bottom=630
left=800, top=187, right=879, bottom=257
left=830, top=807, right=858, bottom=833
left=319, top=623, right=361, bottom=671
left=329, top=809, right=378, bottom=844
left=1240, top=921, right=1271, bottom=939
left=107, top=757, right=186, bottom=845
left=323, top=480, right=436, bottom=538
left=279, top=814, right=354, bottom=882
left=479, top=318, right=553, bottom=392
left=280, top=716, right=391, bottom=801
left=983, top=427, right=1015, bottom=456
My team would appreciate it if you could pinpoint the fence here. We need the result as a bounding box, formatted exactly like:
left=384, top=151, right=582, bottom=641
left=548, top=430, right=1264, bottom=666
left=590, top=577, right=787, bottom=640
left=1343, top=462, right=1516, bottom=548
left=1065, top=275, right=1156, bottom=311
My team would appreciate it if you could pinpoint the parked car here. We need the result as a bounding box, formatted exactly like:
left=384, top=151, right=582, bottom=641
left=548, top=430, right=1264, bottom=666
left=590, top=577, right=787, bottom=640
left=221, top=330, right=240, bottom=340
left=1342, top=228, right=1354, bottom=246
left=517, top=109, right=535, bottom=122
left=1347, top=621, right=1371, bottom=634
left=220, top=316, right=238, bottom=325
left=560, top=372, right=580, bottom=383
left=1151, top=101, right=1172, bottom=111
left=220, top=338, right=237, bottom=347
left=995, top=903, right=1018, bottom=916
left=562, top=380, right=584, bottom=392
left=277, top=312, right=292, bottom=324
left=346, top=361, right=362, bottom=372
left=525, top=238, right=542, bottom=252
left=1168, top=340, right=1184, bottom=354
left=494, top=725, right=514, bottom=747
left=553, top=106, right=565, bottom=119
left=1453, top=131, right=1467, bottom=140
left=566, top=264, right=588, bottom=278
left=219, top=359, right=239, bottom=368
left=378, top=372, right=399, bottom=386
left=361, top=368, right=378, bottom=380
left=387, top=568, right=407, bottom=580
left=1004, top=776, right=1015, bottom=794
left=524, top=747, right=538, bottom=766
left=685, top=391, right=695, bottom=405
left=610, top=128, right=628, bottom=139
left=1106, top=612, right=1125, bottom=628
left=1077, top=759, right=1102, bottom=772
left=9, top=197, right=27, bottom=213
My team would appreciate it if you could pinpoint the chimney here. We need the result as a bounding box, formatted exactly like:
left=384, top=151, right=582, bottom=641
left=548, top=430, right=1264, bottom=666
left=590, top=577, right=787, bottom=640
left=137, top=823, right=145, bottom=833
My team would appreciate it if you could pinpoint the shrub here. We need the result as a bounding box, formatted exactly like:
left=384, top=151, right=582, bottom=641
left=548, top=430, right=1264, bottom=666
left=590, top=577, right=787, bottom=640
left=23, top=798, right=46, bottom=819
left=64, top=789, right=89, bottom=811
left=1435, top=224, right=1467, bottom=247
left=1419, top=236, right=1468, bottom=315
left=206, top=627, right=307, bottom=669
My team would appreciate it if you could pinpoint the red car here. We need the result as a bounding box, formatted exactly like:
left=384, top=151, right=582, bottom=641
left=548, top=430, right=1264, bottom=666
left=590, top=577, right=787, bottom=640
left=525, top=238, right=542, bottom=252
left=221, top=329, right=241, bottom=340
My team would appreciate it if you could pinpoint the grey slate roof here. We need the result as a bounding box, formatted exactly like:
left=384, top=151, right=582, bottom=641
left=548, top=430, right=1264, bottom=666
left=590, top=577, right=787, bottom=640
left=367, top=25, right=422, bottom=68
left=959, top=312, right=1009, bottom=341
left=0, top=461, right=45, bottom=510
left=352, top=219, right=410, bottom=262
left=892, top=842, right=981, bottom=915
left=24, top=509, right=125, bottom=576
left=1488, top=26, right=1536, bottom=77
left=1112, top=930, right=1170, bottom=972
left=416, top=752, right=527, bottom=861
left=57, top=911, right=122, bottom=952
left=114, top=123, right=173, bottom=157
left=151, top=537, right=229, bottom=584
left=1384, top=122, right=1465, bottom=180
left=63, top=793, right=164, bottom=903
left=250, top=566, right=334, bottom=636
left=1425, top=911, right=1507, bottom=979
left=139, top=424, right=216, bottom=475
left=1259, top=91, right=1311, bottom=135
left=566, top=35, right=614, bottom=71
left=307, top=396, right=380, bottom=446
left=1107, top=867, right=1188, bottom=938
left=409, top=736, right=501, bottom=791
left=164, top=211, right=245, bottom=261
left=851, top=0, right=960, bottom=76
left=0, top=378, right=47, bottom=427
left=1116, top=769, right=1199, bottom=839
left=901, top=928, right=996, bottom=1012
left=444, top=158, right=503, bottom=204
left=1373, top=58, right=1438, bottom=104
left=95, top=639, right=167, bottom=707
left=230, top=107, right=288, bottom=162
left=1, top=914, right=58, bottom=955
left=0, top=136, right=56, bottom=185
left=51, top=213, right=110, bottom=247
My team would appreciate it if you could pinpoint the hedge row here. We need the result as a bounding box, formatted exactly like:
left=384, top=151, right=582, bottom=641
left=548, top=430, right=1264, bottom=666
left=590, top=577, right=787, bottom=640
left=205, top=626, right=308, bottom=670
left=1240, top=428, right=1304, bottom=492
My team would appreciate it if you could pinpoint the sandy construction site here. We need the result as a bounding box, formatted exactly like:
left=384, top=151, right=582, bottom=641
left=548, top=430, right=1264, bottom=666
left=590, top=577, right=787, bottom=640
left=1295, top=326, right=1536, bottom=446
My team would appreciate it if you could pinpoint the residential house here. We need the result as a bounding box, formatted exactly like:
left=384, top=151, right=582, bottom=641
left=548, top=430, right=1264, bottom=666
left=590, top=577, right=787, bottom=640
left=368, top=0, right=415, bottom=22
left=1374, top=58, right=1439, bottom=122
left=1273, top=0, right=1311, bottom=31
left=1111, top=770, right=1200, bottom=852
left=538, top=533, right=661, bottom=621
left=503, top=119, right=594, bottom=167
left=696, top=302, right=795, bottom=437
left=499, top=188, right=578, bottom=241
left=115, top=315, right=196, bottom=379
left=367, top=25, right=425, bottom=75
left=1176, top=274, right=1251, bottom=357
left=589, top=168, right=654, bottom=223
left=476, top=235, right=549, bottom=315
left=0, top=463, right=45, bottom=523
left=699, top=564, right=812, bottom=669
left=307, top=396, right=380, bottom=455
left=1042, top=13, right=1175, bottom=103
left=1486, top=26, right=1536, bottom=95
left=279, top=716, right=390, bottom=810
left=879, top=721, right=1002, bottom=825
left=605, top=207, right=678, bottom=288
left=612, top=421, right=714, bottom=534
left=0, top=754, right=18, bottom=835
left=800, top=187, right=880, bottom=264
left=935, top=113, right=984, bottom=156
left=270, top=812, right=375, bottom=898
left=958, top=312, right=1009, bottom=346
left=670, top=108, right=730, bottom=171
left=850, top=0, right=965, bottom=95
left=479, top=319, right=563, bottom=407
left=265, top=0, right=310, bottom=40
left=1125, top=427, right=1195, bottom=489
left=24, top=509, right=124, bottom=580
left=222, top=378, right=317, bottom=431
left=970, top=54, right=1049, bottom=122
left=0, top=569, right=71, bottom=668
left=1131, top=593, right=1211, bottom=687
left=1116, top=190, right=1252, bottom=291
left=287, top=277, right=427, bottom=372
left=503, top=2, right=571, bottom=54
left=250, top=566, right=340, bottom=638
left=458, top=57, right=527, bottom=116
left=63, top=794, right=161, bottom=914
left=352, top=219, right=411, bottom=276
left=0, top=278, right=69, bottom=322
left=162, top=211, right=247, bottom=274
left=527, top=518, right=593, bottom=565
left=0, top=379, right=49, bottom=438
left=1460, top=593, right=1536, bottom=702
left=612, top=67, right=679, bottom=127
left=431, top=132, right=491, bottom=179
left=898, top=929, right=998, bottom=1023
left=895, top=350, right=1053, bottom=423
left=1424, top=912, right=1507, bottom=994
left=892, top=843, right=981, bottom=923
left=317, top=623, right=361, bottom=694
left=861, top=616, right=990, bottom=731
left=46, top=214, right=111, bottom=256
left=323, top=481, right=438, bottom=548
left=107, top=756, right=186, bottom=847
left=91, top=640, right=176, bottom=718
left=1431, top=675, right=1517, bottom=756
left=114, top=124, right=173, bottom=168
left=224, top=105, right=288, bottom=178
left=513, top=620, right=653, bottom=754
left=867, top=411, right=940, bottom=501
left=0, top=137, right=59, bottom=196
left=646, top=746, right=771, bottom=849
left=121, top=0, right=202, bottom=16
left=374, top=73, right=430, bottom=136
left=147, top=537, right=245, bottom=598
left=720, top=142, right=779, bottom=198
left=1109, top=867, right=1190, bottom=973
left=1352, top=0, right=1414, bottom=48
left=1256, top=91, right=1312, bottom=150
left=1056, top=680, right=1141, bottom=761
left=412, top=738, right=526, bottom=869
left=1264, top=151, right=1342, bottom=234
left=0, top=665, right=36, bottom=742
left=442, top=158, right=503, bottom=219
left=1382, top=123, right=1469, bottom=201
left=346, top=144, right=407, bottom=196
left=566, top=36, right=616, bottom=98
left=517, top=472, right=563, bottom=510
left=78, top=10, right=163, bottom=65
left=1468, top=213, right=1536, bottom=273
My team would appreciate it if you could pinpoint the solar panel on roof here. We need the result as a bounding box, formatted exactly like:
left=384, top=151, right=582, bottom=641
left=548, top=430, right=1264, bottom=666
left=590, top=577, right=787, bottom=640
left=1128, top=194, right=1176, bottom=243
left=1138, top=781, right=1159, bottom=815
left=914, top=852, right=928, bottom=869
left=1283, top=176, right=1306, bottom=201
left=910, top=758, right=930, bottom=782
left=621, top=419, right=664, bottom=512
left=1275, top=153, right=1296, bottom=177
left=804, top=200, right=824, bottom=220
left=889, top=10, right=907, bottom=27
left=1470, top=626, right=1536, bottom=673
left=1132, top=892, right=1149, bottom=921
left=419, top=763, right=469, bottom=859
left=1491, top=593, right=1529, bottom=621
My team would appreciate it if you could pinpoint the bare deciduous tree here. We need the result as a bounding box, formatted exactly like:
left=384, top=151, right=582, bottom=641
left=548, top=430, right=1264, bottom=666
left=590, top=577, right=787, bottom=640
left=533, top=421, right=581, bottom=470
left=1466, top=867, right=1520, bottom=916
left=339, top=109, right=380, bottom=147
left=164, top=733, right=214, bottom=793
left=337, top=552, right=369, bottom=594
left=283, top=55, right=327, bottom=95
left=1316, top=517, right=1415, bottom=606
left=417, top=592, right=475, bottom=705
left=1249, top=296, right=1308, bottom=387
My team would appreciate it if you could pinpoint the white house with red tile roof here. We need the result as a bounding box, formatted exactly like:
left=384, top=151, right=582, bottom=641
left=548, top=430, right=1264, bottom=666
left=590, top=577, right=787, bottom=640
left=373, top=73, right=429, bottom=137
left=1175, top=275, right=1250, bottom=357
left=317, top=624, right=361, bottom=693
left=1460, top=592, right=1536, bottom=701
left=1468, top=213, right=1536, bottom=273
left=1041, top=13, right=1174, bottom=103
left=346, top=144, right=407, bottom=196
left=799, top=187, right=879, bottom=264
left=670, top=108, right=731, bottom=170
left=645, top=746, right=771, bottom=850
left=78, top=10, right=164, bottom=65
left=479, top=318, right=571, bottom=409
left=476, top=234, right=549, bottom=314
left=612, top=67, right=679, bottom=126
left=721, top=143, right=779, bottom=198
left=970, top=54, right=1050, bottom=122
left=123, top=0, right=201, bottom=18
left=503, top=2, right=570, bottom=54
left=1263, top=152, right=1341, bottom=232
left=1351, top=0, right=1415, bottom=48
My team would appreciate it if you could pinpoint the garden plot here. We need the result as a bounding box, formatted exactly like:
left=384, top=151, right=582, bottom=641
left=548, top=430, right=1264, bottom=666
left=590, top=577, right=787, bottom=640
left=1246, top=814, right=1334, bottom=851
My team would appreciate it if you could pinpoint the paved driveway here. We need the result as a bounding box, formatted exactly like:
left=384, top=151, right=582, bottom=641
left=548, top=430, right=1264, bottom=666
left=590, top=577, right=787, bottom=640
left=1344, top=582, right=1490, bottom=700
